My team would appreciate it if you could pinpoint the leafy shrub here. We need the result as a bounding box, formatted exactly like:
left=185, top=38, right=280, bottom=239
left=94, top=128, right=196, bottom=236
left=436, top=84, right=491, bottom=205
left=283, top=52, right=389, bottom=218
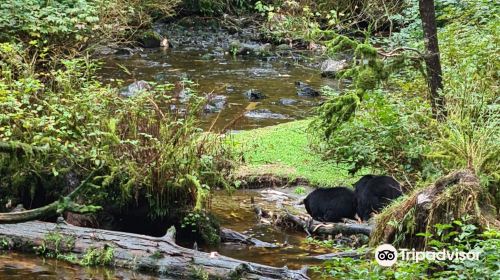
left=311, top=88, right=437, bottom=179
left=0, top=43, right=233, bottom=220
left=314, top=220, right=500, bottom=279
left=0, top=0, right=180, bottom=53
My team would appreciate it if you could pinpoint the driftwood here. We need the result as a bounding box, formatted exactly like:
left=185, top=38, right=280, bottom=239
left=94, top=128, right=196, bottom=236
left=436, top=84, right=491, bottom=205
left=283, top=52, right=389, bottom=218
left=255, top=206, right=372, bottom=236
left=220, top=228, right=278, bottom=248
left=0, top=221, right=308, bottom=280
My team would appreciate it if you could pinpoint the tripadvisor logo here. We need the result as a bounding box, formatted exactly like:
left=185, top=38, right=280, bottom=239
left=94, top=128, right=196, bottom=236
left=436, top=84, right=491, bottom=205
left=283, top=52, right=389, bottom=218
left=374, top=244, right=481, bottom=267
left=375, top=244, right=398, bottom=267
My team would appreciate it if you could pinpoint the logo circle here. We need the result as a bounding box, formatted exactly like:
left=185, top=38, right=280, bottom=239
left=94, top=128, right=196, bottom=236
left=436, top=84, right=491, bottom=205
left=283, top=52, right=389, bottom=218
left=375, top=244, right=398, bottom=266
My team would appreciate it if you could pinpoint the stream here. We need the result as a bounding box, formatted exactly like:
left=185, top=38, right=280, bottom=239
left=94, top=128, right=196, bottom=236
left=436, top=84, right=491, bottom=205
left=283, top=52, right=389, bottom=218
left=1, top=21, right=346, bottom=279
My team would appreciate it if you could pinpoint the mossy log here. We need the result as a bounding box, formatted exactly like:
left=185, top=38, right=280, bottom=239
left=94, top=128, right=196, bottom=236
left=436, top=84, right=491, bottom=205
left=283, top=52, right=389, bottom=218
left=0, top=221, right=309, bottom=280
left=0, top=141, right=49, bottom=155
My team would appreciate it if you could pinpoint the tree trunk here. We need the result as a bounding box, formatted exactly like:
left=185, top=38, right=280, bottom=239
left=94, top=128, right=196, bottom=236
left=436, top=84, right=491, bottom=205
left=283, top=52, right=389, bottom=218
left=419, top=0, right=446, bottom=120
left=0, top=221, right=309, bottom=280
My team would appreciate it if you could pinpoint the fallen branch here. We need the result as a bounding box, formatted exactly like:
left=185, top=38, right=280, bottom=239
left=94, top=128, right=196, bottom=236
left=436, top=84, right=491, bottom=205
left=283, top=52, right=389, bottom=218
left=254, top=206, right=372, bottom=236
left=282, top=211, right=372, bottom=236
left=0, top=169, right=100, bottom=223
left=0, top=221, right=309, bottom=279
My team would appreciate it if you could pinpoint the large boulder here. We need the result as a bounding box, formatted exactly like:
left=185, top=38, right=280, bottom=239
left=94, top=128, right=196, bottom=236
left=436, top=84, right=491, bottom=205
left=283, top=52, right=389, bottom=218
left=320, top=59, right=349, bottom=78
left=137, top=31, right=162, bottom=48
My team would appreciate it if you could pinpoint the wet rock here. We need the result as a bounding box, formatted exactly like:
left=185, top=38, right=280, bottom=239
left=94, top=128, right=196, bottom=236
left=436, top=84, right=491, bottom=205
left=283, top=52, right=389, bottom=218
left=93, top=46, right=115, bottom=56
left=120, top=80, right=151, bottom=97
left=243, top=89, right=266, bottom=100
left=279, top=98, right=298, bottom=106
left=225, top=84, right=235, bottom=93
left=230, top=40, right=271, bottom=56
left=204, top=95, right=227, bottom=113
left=244, top=109, right=289, bottom=120
left=211, top=95, right=227, bottom=109
left=138, top=31, right=162, bottom=48
left=178, top=89, right=194, bottom=103
left=295, top=81, right=320, bottom=97
left=204, top=104, right=217, bottom=113
left=320, top=59, right=349, bottom=78
left=115, top=47, right=136, bottom=56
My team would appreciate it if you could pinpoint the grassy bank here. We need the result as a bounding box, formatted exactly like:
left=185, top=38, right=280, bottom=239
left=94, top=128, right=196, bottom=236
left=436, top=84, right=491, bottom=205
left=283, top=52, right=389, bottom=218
left=231, top=120, right=361, bottom=187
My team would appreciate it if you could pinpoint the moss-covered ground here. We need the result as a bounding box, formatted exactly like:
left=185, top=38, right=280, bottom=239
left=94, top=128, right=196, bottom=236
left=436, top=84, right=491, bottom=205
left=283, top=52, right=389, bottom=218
left=230, top=120, right=361, bottom=187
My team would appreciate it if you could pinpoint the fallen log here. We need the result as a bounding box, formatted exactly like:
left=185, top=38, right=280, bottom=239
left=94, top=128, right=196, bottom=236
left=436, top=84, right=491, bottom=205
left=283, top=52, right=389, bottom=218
left=254, top=206, right=372, bottom=236
left=220, top=228, right=278, bottom=248
left=282, top=212, right=372, bottom=236
left=0, top=221, right=309, bottom=280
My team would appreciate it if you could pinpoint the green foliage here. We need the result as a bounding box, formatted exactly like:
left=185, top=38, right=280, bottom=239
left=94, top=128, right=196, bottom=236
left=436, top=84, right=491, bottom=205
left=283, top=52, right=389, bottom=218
left=293, top=186, right=306, bottom=195
left=311, top=36, right=408, bottom=143
left=312, top=89, right=437, bottom=177
left=315, top=221, right=500, bottom=279
left=0, top=0, right=180, bottom=55
left=189, top=265, right=210, bottom=280
left=0, top=43, right=233, bottom=220
left=180, top=211, right=221, bottom=246
left=35, top=232, right=76, bottom=261
left=0, top=0, right=99, bottom=42
left=183, top=0, right=253, bottom=16
left=256, top=0, right=404, bottom=44
left=80, top=245, right=114, bottom=266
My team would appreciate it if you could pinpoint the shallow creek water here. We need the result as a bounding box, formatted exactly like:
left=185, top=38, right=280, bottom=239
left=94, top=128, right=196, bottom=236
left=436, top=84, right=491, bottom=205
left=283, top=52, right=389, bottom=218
left=97, top=48, right=338, bottom=130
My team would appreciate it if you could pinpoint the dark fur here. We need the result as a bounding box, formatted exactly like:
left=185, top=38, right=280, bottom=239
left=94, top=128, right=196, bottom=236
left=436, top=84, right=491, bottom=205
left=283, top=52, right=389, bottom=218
left=354, top=175, right=402, bottom=221
left=303, top=187, right=357, bottom=222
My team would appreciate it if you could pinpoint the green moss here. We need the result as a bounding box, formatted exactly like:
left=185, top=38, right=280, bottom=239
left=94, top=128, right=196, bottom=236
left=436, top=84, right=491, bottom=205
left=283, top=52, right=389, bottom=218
left=356, top=67, right=378, bottom=91
left=231, top=120, right=353, bottom=187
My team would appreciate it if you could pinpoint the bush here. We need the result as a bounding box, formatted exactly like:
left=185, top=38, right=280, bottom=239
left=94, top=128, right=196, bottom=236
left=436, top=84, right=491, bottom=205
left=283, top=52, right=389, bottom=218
left=0, top=42, right=233, bottom=220
left=310, top=87, right=436, bottom=180
left=0, top=0, right=181, bottom=53
left=313, top=221, right=500, bottom=279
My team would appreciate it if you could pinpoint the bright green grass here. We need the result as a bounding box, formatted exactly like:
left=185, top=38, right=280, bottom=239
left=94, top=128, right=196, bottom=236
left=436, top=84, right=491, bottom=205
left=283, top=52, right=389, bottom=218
left=230, top=120, right=357, bottom=187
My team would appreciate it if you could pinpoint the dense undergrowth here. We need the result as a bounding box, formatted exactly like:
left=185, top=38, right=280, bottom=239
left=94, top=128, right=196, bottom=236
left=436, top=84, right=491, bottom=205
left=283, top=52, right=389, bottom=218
left=0, top=44, right=233, bottom=237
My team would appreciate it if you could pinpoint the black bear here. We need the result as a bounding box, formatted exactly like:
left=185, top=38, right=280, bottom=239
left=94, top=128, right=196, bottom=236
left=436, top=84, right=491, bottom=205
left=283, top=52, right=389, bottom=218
left=354, top=175, right=402, bottom=221
left=303, top=187, right=357, bottom=222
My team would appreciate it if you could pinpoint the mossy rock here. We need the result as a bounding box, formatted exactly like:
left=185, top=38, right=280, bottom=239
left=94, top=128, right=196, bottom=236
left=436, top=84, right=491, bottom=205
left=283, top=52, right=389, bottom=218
left=137, top=31, right=162, bottom=48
